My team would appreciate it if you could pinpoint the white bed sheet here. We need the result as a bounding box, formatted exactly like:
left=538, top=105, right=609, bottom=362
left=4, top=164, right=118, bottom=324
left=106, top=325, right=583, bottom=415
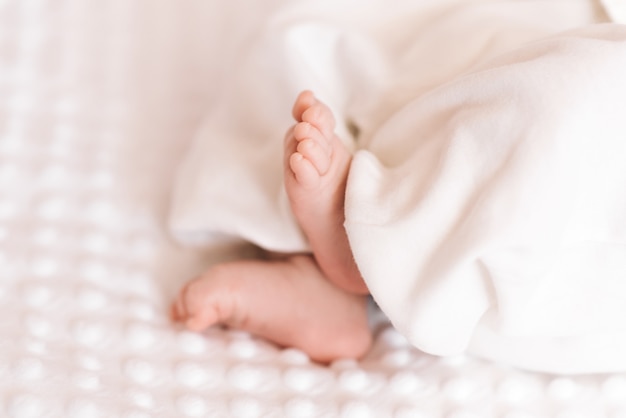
left=2, top=0, right=626, bottom=417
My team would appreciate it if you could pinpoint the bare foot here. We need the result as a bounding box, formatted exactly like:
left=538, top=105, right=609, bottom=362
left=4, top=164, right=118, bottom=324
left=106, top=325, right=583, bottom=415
left=284, top=91, right=368, bottom=294
left=170, top=255, right=371, bottom=363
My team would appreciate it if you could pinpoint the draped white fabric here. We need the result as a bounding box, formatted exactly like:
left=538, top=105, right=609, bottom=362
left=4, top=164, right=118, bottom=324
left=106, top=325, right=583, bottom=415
left=346, top=24, right=626, bottom=373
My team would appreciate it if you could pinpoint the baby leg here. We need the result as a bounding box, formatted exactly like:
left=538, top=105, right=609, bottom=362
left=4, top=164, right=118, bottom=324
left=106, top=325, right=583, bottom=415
left=171, top=254, right=371, bottom=363
left=284, top=91, right=368, bottom=294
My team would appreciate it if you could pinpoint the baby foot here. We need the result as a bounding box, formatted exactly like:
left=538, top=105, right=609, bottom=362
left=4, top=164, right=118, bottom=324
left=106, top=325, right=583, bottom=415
left=285, top=90, right=351, bottom=196
left=284, top=91, right=368, bottom=294
left=171, top=255, right=371, bottom=363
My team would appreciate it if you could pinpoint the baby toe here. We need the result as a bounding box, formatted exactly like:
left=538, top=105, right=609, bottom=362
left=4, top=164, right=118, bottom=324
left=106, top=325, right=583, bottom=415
left=289, top=152, right=321, bottom=188
left=301, top=102, right=336, bottom=139
left=297, top=138, right=331, bottom=175
left=292, top=90, right=316, bottom=122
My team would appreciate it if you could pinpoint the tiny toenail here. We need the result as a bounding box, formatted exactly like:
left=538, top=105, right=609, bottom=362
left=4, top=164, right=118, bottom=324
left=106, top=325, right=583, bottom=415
left=297, top=140, right=314, bottom=154
left=296, top=122, right=311, bottom=137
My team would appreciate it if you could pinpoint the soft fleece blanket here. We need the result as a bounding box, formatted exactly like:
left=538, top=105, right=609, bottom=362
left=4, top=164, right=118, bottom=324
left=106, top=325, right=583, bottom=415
left=170, top=0, right=626, bottom=373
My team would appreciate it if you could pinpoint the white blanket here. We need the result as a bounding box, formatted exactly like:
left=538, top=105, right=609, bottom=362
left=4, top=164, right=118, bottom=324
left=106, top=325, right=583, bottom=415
left=170, top=0, right=626, bottom=373
left=347, top=24, right=626, bottom=374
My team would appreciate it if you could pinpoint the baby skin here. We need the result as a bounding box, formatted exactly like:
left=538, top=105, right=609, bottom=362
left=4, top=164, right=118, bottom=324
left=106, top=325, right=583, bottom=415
left=171, top=91, right=370, bottom=363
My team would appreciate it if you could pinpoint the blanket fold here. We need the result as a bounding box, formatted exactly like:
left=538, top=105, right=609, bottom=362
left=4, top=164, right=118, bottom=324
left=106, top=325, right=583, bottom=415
left=346, top=24, right=626, bottom=372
